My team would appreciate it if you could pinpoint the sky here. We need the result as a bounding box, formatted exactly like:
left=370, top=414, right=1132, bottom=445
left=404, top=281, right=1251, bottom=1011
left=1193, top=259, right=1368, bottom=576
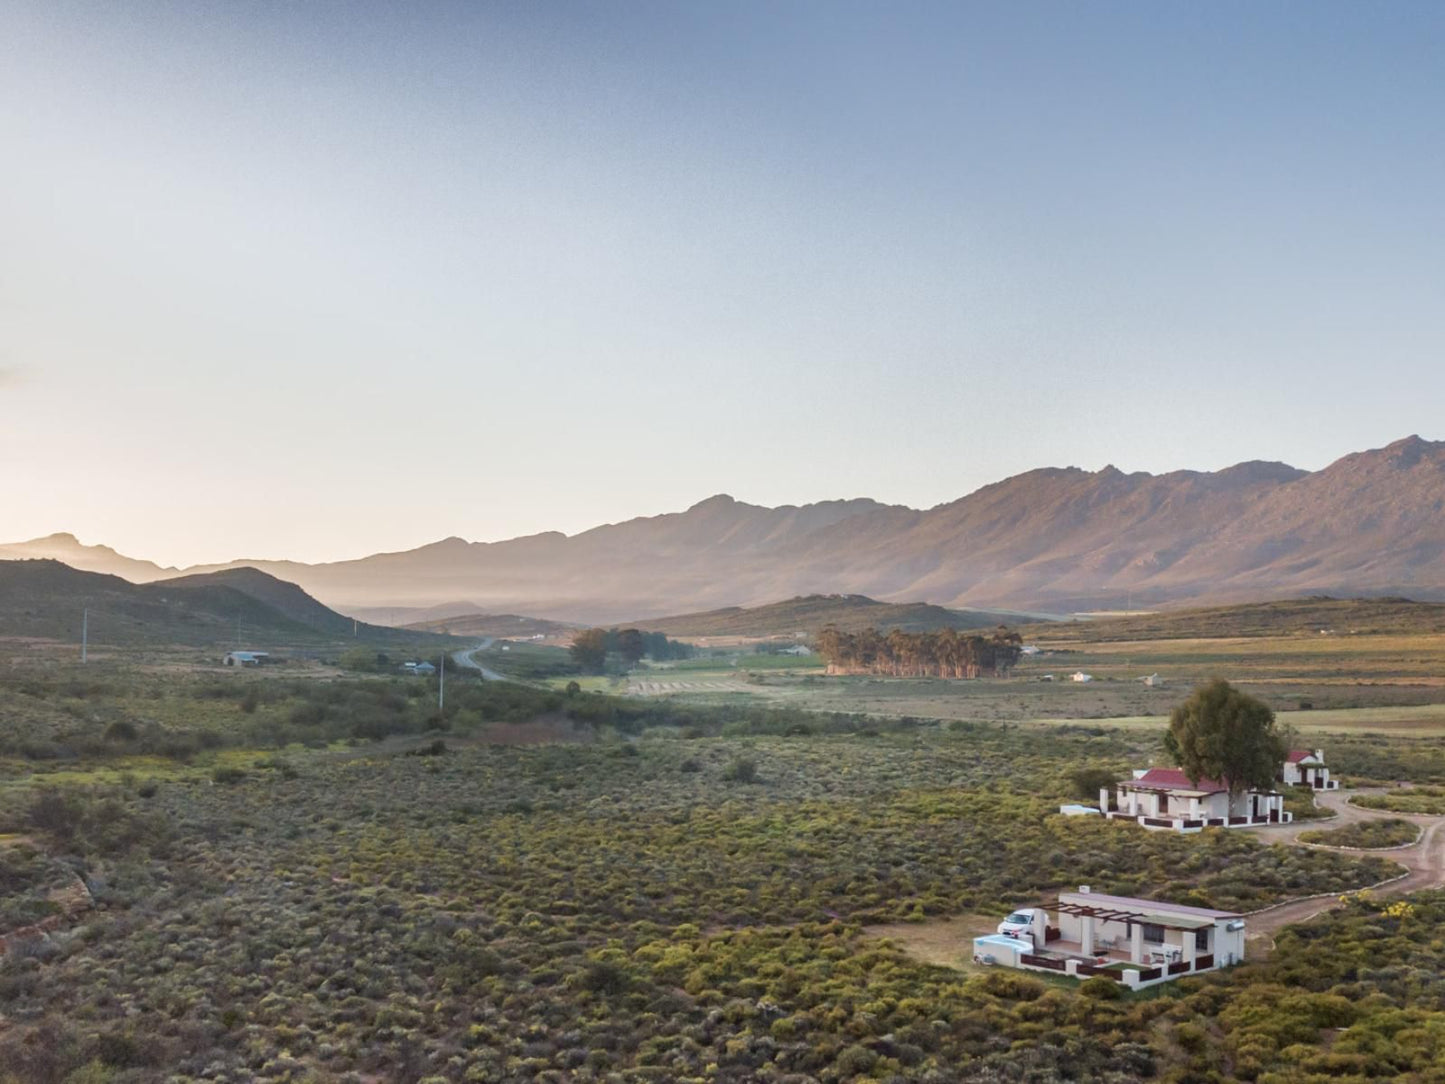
left=2, top=1, right=1443, bottom=567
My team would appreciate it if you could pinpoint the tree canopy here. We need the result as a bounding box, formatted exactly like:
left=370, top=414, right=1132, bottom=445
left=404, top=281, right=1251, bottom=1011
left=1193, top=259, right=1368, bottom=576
left=813, top=624, right=1022, bottom=678
left=1165, top=678, right=1288, bottom=795
left=568, top=627, right=695, bottom=674
left=568, top=628, right=609, bottom=673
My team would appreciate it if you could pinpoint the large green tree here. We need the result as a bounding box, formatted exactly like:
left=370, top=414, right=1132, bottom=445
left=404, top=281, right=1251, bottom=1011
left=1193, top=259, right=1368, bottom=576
left=568, top=628, right=609, bottom=674
left=1165, top=678, right=1288, bottom=795
left=616, top=628, right=646, bottom=667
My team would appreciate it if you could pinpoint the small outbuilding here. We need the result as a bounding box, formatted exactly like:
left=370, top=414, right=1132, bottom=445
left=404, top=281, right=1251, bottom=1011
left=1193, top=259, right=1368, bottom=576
left=222, top=651, right=269, bottom=667
left=1279, top=749, right=1339, bottom=791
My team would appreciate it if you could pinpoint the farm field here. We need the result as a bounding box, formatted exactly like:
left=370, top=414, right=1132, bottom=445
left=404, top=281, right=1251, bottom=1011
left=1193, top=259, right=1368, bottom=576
left=571, top=628, right=1445, bottom=740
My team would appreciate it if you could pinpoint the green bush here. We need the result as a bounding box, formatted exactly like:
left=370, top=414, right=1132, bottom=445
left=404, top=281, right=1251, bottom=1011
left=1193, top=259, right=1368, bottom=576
left=722, top=756, right=759, bottom=783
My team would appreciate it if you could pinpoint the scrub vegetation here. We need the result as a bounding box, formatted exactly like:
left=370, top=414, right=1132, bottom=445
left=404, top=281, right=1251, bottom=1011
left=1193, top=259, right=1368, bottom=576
left=1353, top=787, right=1445, bottom=816
left=1, top=653, right=1443, bottom=1082
left=1298, top=818, right=1421, bottom=849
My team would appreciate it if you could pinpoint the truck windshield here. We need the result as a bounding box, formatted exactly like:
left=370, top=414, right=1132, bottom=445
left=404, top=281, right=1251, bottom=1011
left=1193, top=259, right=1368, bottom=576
left=1005, top=912, right=1032, bottom=924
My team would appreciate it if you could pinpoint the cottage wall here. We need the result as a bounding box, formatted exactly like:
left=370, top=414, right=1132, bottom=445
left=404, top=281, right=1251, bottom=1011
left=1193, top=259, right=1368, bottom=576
left=1215, top=924, right=1245, bottom=966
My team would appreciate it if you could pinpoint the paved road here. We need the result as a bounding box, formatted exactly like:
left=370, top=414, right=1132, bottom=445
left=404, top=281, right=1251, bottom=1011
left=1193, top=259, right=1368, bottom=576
left=452, top=639, right=510, bottom=682
left=1245, top=787, right=1445, bottom=954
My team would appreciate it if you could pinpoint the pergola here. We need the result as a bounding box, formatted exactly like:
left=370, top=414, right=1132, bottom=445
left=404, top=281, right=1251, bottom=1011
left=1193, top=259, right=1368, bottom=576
left=1053, top=898, right=1216, bottom=963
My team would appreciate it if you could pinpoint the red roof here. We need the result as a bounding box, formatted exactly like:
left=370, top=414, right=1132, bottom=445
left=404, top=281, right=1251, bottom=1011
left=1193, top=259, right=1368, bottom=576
left=1286, top=750, right=1319, bottom=764
left=1121, top=767, right=1228, bottom=794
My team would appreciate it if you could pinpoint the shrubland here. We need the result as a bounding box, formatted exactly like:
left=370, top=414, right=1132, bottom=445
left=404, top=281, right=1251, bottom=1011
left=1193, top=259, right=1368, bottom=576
left=1298, top=818, right=1420, bottom=849
left=1353, top=786, right=1445, bottom=815
left=0, top=665, right=1436, bottom=1082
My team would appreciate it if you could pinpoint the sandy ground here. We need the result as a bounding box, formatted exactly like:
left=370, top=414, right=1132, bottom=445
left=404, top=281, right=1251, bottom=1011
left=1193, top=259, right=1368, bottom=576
left=862, top=914, right=1001, bottom=972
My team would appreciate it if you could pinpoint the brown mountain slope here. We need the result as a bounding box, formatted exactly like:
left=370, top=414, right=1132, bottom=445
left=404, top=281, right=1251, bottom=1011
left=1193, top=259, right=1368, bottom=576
left=0, top=533, right=174, bottom=582
left=0, top=560, right=444, bottom=648
left=8, top=436, right=1444, bottom=620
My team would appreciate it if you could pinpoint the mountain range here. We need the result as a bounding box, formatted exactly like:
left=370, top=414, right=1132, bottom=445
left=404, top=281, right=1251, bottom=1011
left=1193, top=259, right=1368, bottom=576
left=4, top=435, right=1444, bottom=623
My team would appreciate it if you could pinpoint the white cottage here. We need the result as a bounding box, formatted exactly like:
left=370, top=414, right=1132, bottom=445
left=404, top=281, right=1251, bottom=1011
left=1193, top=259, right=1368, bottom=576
left=1279, top=749, right=1339, bottom=790
left=1101, top=768, right=1291, bottom=831
left=972, top=886, right=1245, bottom=990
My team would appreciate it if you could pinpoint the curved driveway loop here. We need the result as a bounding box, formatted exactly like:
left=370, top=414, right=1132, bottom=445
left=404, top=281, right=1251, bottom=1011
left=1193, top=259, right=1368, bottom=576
left=1245, top=787, right=1445, bottom=954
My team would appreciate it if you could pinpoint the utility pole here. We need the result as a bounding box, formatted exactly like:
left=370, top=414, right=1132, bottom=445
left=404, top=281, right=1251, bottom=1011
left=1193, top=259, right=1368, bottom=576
left=438, top=652, right=445, bottom=713
left=81, top=607, right=88, bottom=664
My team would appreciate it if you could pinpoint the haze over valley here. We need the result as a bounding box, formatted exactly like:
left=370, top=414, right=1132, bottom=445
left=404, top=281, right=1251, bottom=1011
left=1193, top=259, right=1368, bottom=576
left=6, top=435, right=1443, bottom=623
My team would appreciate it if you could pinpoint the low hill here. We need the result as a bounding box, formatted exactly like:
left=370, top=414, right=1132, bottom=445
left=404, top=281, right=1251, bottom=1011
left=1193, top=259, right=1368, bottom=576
left=634, top=594, right=1030, bottom=639
left=401, top=612, right=577, bottom=639
left=0, top=560, right=453, bottom=650
left=1026, top=596, right=1445, bottom=643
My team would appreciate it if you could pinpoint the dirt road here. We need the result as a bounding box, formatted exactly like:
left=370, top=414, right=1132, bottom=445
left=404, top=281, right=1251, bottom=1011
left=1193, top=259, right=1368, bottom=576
left=1244, top=787, right=1445, bottom=955
left=453, top=639, right=511, bottom=682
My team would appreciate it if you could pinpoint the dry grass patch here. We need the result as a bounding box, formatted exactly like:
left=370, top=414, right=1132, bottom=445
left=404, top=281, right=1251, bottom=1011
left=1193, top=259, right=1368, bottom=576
left=863, top=913, right=999, bottom=972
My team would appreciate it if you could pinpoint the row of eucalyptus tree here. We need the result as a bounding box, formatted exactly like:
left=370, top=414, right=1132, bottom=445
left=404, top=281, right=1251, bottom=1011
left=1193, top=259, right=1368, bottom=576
left=813, top=625, right=1023, bottom=678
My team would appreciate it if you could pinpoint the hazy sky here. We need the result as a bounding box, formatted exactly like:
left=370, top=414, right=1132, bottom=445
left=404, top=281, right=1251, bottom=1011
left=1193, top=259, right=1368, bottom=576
left=3, top=1, right=1443, bottom=566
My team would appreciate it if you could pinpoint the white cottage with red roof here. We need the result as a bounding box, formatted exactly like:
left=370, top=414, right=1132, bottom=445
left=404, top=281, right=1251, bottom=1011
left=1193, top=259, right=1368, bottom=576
left=1100, top=767, right=1291, bottom=832
left=1278, top=749, right=1338, bottom=790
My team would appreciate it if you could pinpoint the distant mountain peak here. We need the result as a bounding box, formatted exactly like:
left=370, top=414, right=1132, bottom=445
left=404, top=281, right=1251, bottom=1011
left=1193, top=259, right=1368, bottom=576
left=688, top=494, right=739, bottom=510
left=1382, top=434, right=1436, bottom=468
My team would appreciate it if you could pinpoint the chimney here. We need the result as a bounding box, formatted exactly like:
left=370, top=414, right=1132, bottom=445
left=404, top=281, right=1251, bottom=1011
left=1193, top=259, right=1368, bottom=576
left=1314, top=749, right=1324, bottom=761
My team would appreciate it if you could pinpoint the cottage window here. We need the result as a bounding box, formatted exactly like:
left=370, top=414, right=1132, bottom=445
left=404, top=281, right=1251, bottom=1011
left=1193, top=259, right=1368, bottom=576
left=1195, top=928, right=1210, bottom=952
left=1142, top=923, right=1165, bottom=944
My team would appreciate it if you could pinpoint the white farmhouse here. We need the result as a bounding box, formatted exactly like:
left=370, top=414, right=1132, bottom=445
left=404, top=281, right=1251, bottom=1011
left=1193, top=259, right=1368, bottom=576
left=1071, top=671, right=1093, bottom=683
left=1278, top=749, right=1339, bottom=791
left=1101, top=768, right=1291, bottom=831
left=972, top=886, right=1245, bottom=990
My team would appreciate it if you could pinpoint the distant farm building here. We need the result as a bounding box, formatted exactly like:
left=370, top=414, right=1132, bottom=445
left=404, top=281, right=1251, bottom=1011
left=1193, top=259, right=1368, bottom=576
left=403, top=661, right=437, bottom=676
left=1071, top=671, right=1093, bottom=683
left=222, top=651, right=269, bottom=667
left=1279, top=749, right=1339, bottom=791
left=1101, top=768, right=1290, bottom=831
left=1142, top=673, right=1164, bottom=687
left=779, top=644, right=813, bottom=656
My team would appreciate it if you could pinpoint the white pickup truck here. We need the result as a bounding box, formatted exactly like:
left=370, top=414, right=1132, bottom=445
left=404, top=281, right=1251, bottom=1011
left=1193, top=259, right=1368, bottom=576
left=996, top=907, right=1049, bottom=950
